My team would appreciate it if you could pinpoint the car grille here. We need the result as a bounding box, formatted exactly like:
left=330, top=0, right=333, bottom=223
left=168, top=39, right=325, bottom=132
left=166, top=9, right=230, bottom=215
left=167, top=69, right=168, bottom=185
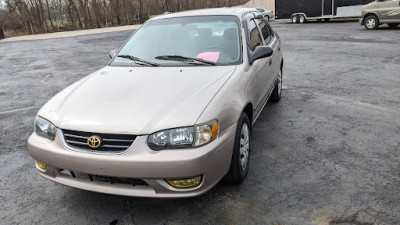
left=60, top=169, right=148, bottom=186
left=62, top=129, right=137, bottom=153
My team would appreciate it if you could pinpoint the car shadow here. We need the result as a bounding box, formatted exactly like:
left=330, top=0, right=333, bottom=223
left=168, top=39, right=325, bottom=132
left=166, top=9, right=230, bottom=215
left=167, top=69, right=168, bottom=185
left=61, top=181, right=243, bottom=224
left=378, top=26, right=400, bottom=30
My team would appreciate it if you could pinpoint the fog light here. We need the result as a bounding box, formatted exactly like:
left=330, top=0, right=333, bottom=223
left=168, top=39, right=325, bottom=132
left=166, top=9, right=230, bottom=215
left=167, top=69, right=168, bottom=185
left=166, top=176, right=202, bottom=189
left=35, top=161, right=47, bottom=170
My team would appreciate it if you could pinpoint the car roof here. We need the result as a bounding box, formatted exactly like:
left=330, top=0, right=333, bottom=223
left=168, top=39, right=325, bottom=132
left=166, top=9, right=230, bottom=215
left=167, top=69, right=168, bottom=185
left=150, top=8, right=258, bottom=21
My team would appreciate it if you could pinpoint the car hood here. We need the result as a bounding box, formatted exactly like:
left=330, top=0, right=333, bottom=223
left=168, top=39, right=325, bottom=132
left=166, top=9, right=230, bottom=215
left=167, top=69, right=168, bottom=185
left=39, top=66, right=236, bottom=135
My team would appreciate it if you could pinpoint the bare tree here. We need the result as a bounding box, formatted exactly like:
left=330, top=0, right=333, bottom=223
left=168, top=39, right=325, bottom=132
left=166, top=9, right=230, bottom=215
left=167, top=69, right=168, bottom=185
left=0, top=0, right=249, bottom=36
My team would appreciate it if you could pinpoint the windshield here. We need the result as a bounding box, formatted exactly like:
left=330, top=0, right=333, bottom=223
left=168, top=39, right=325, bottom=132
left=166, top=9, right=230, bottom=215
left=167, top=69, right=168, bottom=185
left=111, top=16, right=242, bottom=66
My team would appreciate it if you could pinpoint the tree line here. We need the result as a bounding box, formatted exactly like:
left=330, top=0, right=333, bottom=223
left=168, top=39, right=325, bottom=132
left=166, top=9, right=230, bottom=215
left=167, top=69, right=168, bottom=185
left=0, top=0, right=249, bottom=36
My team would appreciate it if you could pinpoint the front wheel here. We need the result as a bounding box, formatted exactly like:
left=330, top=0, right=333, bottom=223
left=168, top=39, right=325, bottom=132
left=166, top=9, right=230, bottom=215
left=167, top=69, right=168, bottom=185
left=365, top=15, right=379, bottom=30
left=269, top=68, right=282, bottom=102
left=224, top=113, right=251, bottom=184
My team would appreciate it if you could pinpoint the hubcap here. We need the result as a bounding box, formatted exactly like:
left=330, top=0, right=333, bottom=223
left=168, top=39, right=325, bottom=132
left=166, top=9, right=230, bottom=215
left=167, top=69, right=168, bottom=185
left=278, top=69, right=282, bottom=95
left=300, top=16, right=305, bottom=23
left=239, top=123, right=250, bottom=172
left=366, top=18, right=375, bottom=28
left=292, top=17, right=297, bottom=23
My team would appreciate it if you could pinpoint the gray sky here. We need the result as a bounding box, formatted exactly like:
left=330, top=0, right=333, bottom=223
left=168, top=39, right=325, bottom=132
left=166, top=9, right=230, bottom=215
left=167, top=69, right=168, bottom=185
left=0, top=0, right=5, bottom=10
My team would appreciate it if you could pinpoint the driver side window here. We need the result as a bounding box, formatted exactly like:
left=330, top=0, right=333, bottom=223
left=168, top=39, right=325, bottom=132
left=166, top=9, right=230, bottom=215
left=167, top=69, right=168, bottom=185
left=247, top=19, right=263, bottom=51
left=255, top=19, right=272, bottom=44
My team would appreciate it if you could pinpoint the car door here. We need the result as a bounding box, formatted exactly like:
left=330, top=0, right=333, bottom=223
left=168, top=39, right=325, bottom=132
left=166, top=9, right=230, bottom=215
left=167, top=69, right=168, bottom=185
left=254, top=18, right=280, bottom=94
left=244, top=13, right=271, bottom=113
left=378, top=0, right=400, bottom=22
left=267, top=23, right=281, bottom=77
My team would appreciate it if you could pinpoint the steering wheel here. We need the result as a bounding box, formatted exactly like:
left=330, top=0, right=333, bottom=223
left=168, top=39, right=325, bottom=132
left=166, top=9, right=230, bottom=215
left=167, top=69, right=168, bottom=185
left=205, top=45, right=229, bottom=55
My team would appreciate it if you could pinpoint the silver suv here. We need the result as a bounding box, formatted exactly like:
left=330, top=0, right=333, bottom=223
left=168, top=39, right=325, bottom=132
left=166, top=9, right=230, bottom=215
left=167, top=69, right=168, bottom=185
left=360, top=0, right=400, bottom=30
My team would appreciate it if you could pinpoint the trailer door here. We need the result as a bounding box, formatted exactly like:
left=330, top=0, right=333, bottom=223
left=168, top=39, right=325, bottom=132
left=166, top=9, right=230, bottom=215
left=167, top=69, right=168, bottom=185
left=297, top=0, right=323, bottom=17
left=323, top=0, right=335, bottom=15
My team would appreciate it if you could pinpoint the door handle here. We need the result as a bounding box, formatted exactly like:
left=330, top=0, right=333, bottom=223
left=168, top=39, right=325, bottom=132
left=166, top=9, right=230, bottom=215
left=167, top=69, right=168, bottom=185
left=269, top=59, right=272, bottom=65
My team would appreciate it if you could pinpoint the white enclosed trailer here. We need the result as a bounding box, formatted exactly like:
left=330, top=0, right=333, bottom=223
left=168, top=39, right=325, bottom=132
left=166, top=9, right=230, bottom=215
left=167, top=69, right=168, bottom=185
left=274, top=0, right=374, bottom=23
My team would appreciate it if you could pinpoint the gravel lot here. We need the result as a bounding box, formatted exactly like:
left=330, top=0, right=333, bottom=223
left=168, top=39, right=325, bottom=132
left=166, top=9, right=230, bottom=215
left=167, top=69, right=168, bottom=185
left=1, top=21, right=399, bottom=225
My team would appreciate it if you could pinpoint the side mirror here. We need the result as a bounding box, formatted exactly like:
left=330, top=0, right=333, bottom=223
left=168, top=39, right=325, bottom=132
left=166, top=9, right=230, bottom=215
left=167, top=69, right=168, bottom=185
left=249, top=46, right=273, bottom=65
left=109, top=49, right=117, bottom=59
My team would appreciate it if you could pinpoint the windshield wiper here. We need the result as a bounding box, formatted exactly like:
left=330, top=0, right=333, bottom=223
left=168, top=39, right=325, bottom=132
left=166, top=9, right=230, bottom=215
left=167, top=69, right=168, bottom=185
left=154, top=55, right=217, bottom=66
left=117, top=55, right=160, bottom=67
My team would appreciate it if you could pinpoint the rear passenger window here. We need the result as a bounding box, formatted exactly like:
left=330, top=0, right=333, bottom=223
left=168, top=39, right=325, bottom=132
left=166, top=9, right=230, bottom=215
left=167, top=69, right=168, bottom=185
left=255, top=19, right=271, bottom=44
left=247, top=20, right=263, bottom=51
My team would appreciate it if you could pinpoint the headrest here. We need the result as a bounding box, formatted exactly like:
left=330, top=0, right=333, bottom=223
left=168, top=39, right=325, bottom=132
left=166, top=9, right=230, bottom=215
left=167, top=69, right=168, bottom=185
left=223, top=28, right=238, bottom=41
left=197, top=28, right=212, bottom=38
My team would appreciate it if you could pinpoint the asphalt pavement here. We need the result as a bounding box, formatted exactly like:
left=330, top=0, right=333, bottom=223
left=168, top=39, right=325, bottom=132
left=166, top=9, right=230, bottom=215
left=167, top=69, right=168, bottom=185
left=1, top=21, right=399, bottom=224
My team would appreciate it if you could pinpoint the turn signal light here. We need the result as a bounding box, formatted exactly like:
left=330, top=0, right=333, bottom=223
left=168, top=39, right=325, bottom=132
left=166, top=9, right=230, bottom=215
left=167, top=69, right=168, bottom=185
left=166, top=176, right=202, bottom=188
left=35, top=161, right=47, bottom=170
left=211, top=122, right=218, bottom=138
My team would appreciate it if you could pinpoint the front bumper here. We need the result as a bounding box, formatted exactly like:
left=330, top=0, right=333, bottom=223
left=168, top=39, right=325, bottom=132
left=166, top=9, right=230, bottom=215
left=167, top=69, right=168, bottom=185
left=27, top=123, right=237, bottom=198
left=360, top=17, right=365, bottom=26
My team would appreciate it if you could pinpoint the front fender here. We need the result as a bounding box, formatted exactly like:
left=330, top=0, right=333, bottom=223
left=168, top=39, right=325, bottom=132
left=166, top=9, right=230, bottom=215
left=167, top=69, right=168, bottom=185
left=195, top=64, right=253, bottom=134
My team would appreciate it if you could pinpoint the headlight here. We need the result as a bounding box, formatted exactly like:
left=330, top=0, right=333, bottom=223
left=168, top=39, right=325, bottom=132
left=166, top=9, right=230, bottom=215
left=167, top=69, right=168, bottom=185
left=148, top=127, right=194, bottom=150
left=147, top=120, right=218, bottom=150
left=34, top=116, right=56, bottom=141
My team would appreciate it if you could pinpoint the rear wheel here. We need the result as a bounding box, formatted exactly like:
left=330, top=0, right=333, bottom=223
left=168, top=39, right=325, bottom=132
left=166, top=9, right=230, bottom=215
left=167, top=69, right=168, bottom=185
left=365, top=15, right=379, bottom=30
left=291, top=15, right=299, bottom=24
left=299, top=15, right=307, bottom=24
left=224, top=113, right=251, bottom=184
left=269, top=68, right=282, bottom=102
left=388, top=23, right=399, bottom=28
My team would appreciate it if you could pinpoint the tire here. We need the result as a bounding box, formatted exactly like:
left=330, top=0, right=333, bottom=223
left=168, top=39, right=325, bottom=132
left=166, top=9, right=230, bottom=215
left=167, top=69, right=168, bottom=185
left=224, top=113, right=251, bottom=184
left=269, top=68, right=282, bottom=102
left=324, top=18, right=331, bottom=22
left=388, top=23, right=399, bottom=28
left=291, top=15, right=299, bottom=24
left=364, top=15, right=379, bottom=30
left=299, top=15, right=307, bottom=24
left=265, top=15, right=270, bottom=21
